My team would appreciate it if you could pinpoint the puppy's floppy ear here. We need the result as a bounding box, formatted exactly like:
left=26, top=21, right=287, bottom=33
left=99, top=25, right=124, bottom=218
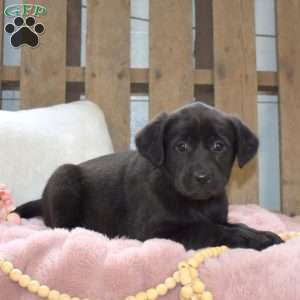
left=230, top=116, right=259, bottom=168
left=135, top=112, right=168, bottom=167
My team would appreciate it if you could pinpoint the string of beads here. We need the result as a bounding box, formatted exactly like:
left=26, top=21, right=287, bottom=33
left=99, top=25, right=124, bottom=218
left=0, top=231, right=299, bottom=300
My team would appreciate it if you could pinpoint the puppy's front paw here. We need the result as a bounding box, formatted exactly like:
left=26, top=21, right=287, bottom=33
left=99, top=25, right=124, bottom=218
left=229, top=224, right=283, bottom=250
left=250, top=230, right=283, bottom=250
left=234, top=227, right=283, bottom=250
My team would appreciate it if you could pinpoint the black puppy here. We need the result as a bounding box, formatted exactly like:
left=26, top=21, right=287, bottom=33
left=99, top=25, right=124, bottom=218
left=16, top=102, right=282, bottom=250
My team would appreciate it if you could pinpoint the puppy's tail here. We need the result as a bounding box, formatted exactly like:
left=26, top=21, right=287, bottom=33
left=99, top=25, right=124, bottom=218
left=14, top=199, right=42, bottom=219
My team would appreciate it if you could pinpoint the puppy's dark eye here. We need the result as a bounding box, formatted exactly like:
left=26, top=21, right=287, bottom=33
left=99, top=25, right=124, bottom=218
left=211, top=140, right=225, bottom=152
left=175, top=141, right=189, bottom=153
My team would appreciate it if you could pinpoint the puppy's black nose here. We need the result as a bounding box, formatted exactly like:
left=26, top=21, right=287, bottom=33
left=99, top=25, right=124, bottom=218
left=194, top=171, right=211, bottom=184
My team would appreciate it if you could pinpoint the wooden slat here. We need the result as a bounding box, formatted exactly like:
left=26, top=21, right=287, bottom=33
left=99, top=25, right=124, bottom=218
left=257, top=71, right=278, bottom=91
left=86, top=0, right=130, bottom=151
left=194, top=70, right=213, bottom=85
left=213, top=0, right=258, bottom=204
left=131, top=69, right=149, bottom=84
left=149, top=0, right=193, bottom=117
left=20, top=0, right=67, bottom=108
left=2, top=66, right=279, bottom=91
left=277, top=0, right=300, bottom=215
left=67, top=66, right=84, bottom=82
left=0, top=0, right=3, bottom=109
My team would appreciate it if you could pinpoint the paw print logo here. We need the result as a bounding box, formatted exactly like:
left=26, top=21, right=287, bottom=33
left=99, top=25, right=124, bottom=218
left=5, top=16, right=45, bottom=48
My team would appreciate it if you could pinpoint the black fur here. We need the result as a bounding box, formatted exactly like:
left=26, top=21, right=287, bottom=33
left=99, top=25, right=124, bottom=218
left=15, top=102, right=282, bottom=250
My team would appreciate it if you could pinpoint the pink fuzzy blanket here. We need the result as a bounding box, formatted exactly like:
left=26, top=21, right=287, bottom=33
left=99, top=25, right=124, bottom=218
left=1, top=205, right=300, bottom=300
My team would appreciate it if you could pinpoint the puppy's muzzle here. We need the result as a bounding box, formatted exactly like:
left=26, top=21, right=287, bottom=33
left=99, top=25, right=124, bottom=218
left=194, top=170, right=212, bottom=185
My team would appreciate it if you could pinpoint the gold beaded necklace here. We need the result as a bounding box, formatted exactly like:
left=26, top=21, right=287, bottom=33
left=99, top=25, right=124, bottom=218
left=0, top=232, right=298, bottom=300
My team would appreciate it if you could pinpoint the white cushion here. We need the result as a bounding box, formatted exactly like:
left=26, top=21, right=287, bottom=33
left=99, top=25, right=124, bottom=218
left=0, top=100, right=114, bottom=206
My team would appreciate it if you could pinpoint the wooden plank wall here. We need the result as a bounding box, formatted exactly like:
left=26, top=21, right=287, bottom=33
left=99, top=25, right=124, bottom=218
left=212, top=0, right=258, bottom=204
left=149, top=0, right=193, bottom=117
left=86, top=0, right=130, bottom=151
left=277, top=0, right=300, bottom=215
left=2, top=0, right=300, bottom=212
left=20, top=0, right=67, bottom=108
